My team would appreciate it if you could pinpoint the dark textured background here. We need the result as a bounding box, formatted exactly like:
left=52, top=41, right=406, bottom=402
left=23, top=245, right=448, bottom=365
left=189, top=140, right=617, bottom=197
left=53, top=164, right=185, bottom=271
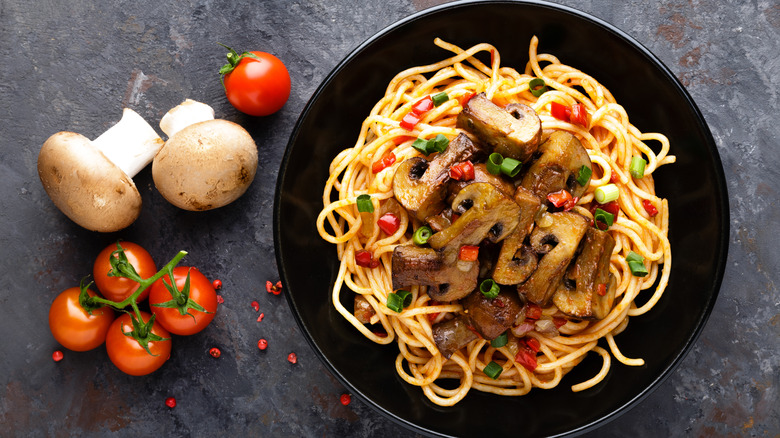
left=1, top=0, right=777, bottom=436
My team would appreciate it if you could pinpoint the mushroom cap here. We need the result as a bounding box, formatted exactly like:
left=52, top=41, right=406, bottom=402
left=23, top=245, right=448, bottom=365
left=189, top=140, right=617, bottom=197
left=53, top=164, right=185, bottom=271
left=152, top=119, right=258, bottom=211
left=37, top=131, right=142, bottom=232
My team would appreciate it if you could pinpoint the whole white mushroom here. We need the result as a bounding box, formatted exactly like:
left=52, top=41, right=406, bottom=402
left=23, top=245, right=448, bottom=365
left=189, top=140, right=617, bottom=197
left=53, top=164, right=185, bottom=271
left=153, top=99, right=258, bottom=211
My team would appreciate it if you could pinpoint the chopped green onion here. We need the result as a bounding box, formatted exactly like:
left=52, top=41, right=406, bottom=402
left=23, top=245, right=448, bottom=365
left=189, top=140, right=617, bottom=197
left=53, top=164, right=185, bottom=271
left=356, top=194, right=374, bottom=213
left=528, top=78, right=548, bottom=97
left=500, top=157, right=522, bottom=177
left=412, top=226, right=433, bottom=246
left=576, top=165, right=592, bottom=186
left=594, top=184, right=619, bottom=204
left=479, top=279, right=500, bottom=299
left=625, top=251, right=644, bottom=263
left=625, top=251, right=648, bottom=277
left=490, top=332, right=508, bottom=348
left=411, top=134, right=449, bottom=155
left=483, top=361, right=503, bottom=379
left=629, top=156, right=647, bottom=179
left=387, top=290, right=412, bottom=312
left=431, top=92, right=449, bottom=106
left=594, top=208, right=614, bottom=228
left=486, top=153, right=503, bottom=175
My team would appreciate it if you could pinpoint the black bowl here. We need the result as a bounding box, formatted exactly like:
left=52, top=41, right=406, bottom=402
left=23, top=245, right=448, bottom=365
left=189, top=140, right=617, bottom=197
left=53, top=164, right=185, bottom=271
left=274, top=1, right=728, bottom=436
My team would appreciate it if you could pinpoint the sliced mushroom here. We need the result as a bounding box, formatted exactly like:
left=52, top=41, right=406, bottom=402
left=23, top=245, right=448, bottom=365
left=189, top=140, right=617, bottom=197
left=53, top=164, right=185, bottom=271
left=493, top=187, right=541, bottom=285
left=428, top=182, right=521, bottom=259
left=392, top=133, right=484, bottom=221
left=456, top=93, right=542, bottom=162
left=462, top=288, right=524, bottom=340
left=521, top=130, right=592, bottom=200
left=432, top=316, right=478, bottom=359
left=447, top=163, right=515, bottom=204
left=391, top=245, right=479, bottom=302
left=519, top=211, right=589, bottom=305
left=553, top=228, right=616, bottom=319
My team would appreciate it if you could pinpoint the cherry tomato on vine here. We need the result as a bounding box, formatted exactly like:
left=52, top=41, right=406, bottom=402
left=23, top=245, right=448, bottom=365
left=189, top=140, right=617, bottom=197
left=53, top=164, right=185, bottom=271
left=93, top=242, right=157, bottom=303
left=106, top=311, right=171, bottom=376
left=49, top=286, right=115, bottom=351
left=149, top=266, right=218, bottom=336
left=219, top=44, right=291, bottom=116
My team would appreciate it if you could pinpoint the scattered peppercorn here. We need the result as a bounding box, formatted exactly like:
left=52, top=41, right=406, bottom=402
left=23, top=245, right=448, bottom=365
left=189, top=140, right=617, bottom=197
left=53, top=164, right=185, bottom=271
left=258, top=339, right=268, bottom=350
left=52, top=350, right=63, bottom=362
left=165, top=397, right=177, bottom=408
left=212, top=279, right=222, bottom=290
left=209, top=347, right=221, bottom=358
left=340, top=393, right=351, bottom=406
left=287, top=352, right=297, bottom=364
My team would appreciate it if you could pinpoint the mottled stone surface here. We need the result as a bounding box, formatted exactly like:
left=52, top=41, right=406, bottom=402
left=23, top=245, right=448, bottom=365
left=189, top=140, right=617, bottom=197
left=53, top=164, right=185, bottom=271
left=0, top=0, right=777, bottom=436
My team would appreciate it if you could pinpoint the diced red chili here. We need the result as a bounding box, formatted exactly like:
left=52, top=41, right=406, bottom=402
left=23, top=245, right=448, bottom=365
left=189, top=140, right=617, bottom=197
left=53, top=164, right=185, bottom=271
left=377, top=213, right=400, bottom=235
left=550, top=101, right=571, bottom=121
left=251, top=301, right=260, bottom=312
left=523, top=337, right=541, bottom=353
left=525, top=303, right=542, bottom=320
left=591, top=200, right=620, bottom=218
left=449, top=160, right=475, bottom=181
left=458, top=245, right=479, bottom=261
left=459, top=92, right=475, bottom=107
left=569, top=103, right=588, bottom=127
left=642, top=199, right=659, bottom=217
left=609, top=170, right=620, bottom=184
left=340, top=393, right=352, bottom=406
left=427, top=300, right=441, bottom=321
left=515, top=348, right=538, bottom=372
left=553, top=317, right=567, bottom=328
left=372, top=151, right=396, bottom=173
left=287, top=352, right=298, bottom=364
left=547, top=189, right=573, bottom=208
left=411, top=95, right=434, bottom=115
left=400, top=112, right=421, bottom=131
left=597, top=283, right=607, bottom=296
left=355, top=250, right=380, bottom=268
left=393, top=135, right=414, bottom=145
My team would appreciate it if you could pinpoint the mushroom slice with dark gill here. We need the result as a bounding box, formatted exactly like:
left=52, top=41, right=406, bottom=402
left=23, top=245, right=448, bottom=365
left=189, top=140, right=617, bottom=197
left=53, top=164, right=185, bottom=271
left=521, top=130, right=592, bottom=200
left=553, top=228, right=617, bottom=319
left=492, top=187, right=541, bottom=285
left=391, top=245, right=479, bottom=302
left=519, top=211, right=589, bottom=305
left=457, top=93, right=542, bottom=163
left=392, top=133, right=485, bottom=221
left=447, top=162, right=515, bottom=204
left=462, top=288, right=524, bottom=340
left=432, top=316, right=478, bottom=359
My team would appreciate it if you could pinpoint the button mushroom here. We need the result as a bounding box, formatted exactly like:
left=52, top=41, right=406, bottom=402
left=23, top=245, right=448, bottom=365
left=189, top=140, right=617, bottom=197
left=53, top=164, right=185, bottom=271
left=492, top=187, right=541, bottom=285
left=519, top=211, right=589, bottom=305
left=391, top=244, right=479, bottom=302
left=37, top=108, right=164, bottom=232
left=457, top=92, right=542, bottom=163
left=446, top=162, right=515, bottom=204
left=461, top=288, right=524, bottom=340
left=521, top=130, right=592, bottom=200
left=392, top=133, right=485, bottom=221
left=432, top=316, right=478, bottom=359
left=553, top=228, right=617, bottom=319
left=152, top=99, right=258, bottom=211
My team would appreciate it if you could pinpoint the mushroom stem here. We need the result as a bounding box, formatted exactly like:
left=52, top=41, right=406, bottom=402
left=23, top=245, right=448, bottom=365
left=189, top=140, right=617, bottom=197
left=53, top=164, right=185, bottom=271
left=91, top=108, right=164, bottom=178
left=159, top=99, right=215, bottom=138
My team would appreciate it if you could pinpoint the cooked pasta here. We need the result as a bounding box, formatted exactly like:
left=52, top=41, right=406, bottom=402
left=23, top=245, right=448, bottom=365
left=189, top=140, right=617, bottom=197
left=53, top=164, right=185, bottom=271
left=316, top=36, right=673, bottom=406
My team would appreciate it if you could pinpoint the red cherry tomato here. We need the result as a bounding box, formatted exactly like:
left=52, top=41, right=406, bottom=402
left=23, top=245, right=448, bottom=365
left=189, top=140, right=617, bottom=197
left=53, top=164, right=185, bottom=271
left=149, top=267, right=218, bottom=336
left=93, top=242, right=157, bottom=303
left=49, top=287, right=115, bottom=351
left=105, top=311, right=171, bottom=376
left=222, top=50, right=291, bottom=116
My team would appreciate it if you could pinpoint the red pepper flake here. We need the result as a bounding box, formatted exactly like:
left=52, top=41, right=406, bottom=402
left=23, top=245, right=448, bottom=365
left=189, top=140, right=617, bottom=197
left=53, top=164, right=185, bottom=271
left=287, top=352, right=298, bottom=364
left=251, top=301, right=260, bottom=312
left=525, top=303, right=542, bottom=320
left=591, top=200, right=620, bottom=217
left=165, top=397, right=177, bottom=408
left=216, top=294, right=224, bottom=304
left=400, top=112, right=421, bottom=131
left=355, top=250, right=380, bottom=268
left=522, top=337, right=541, bottom=353
left=266, top=280, right=283, bottom=295
left=458, top=245, right=479, bottom=262
left=371, top=150, right=396, bottom=173
left=459, top=91, right=475, bottom=107
left=609, top=171, right=620, bottom=184
left=550, top=101, right=571, bottom=121
left=515, top=348, right=538, bottom=372
left=642, top=199, right=659, bottom=217
left=340, top=393, right=352, bottom=406
left=597, top=283, right=607, bottom=296
left=209, top=347, right=221, bottom=358
left=411, top=95, right=434, bottom=115
left=257, top=312, right=265, bottom=322
left=392, top=135, right=414, bottom=145
left=377, top=212, right=401, bottom=235
left=372, top=330, right=388, bottom=338
left=52, top=350, right=63, bottom=362
left=258, top=339, right=268, bottom=350
left=427, top=312, right=440, bottom=322
left=553, top=317, right=568, bottom=328
left=449, top=160, right=475, bottom=181
left=547, top=189, right=574, bottom=209
left=212, top=279, right=222, bottom=290
left=569, top=103, right=588, bottom=127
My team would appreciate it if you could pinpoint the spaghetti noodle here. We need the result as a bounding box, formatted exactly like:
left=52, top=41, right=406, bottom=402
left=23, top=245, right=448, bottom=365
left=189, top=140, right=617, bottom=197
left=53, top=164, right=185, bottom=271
left=316, top=36, right=674, bottom=406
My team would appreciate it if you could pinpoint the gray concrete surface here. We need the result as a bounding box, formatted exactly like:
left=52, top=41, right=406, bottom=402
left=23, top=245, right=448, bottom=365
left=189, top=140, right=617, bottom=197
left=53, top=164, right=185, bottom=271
left=0, top=0, right=777, bottom=436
